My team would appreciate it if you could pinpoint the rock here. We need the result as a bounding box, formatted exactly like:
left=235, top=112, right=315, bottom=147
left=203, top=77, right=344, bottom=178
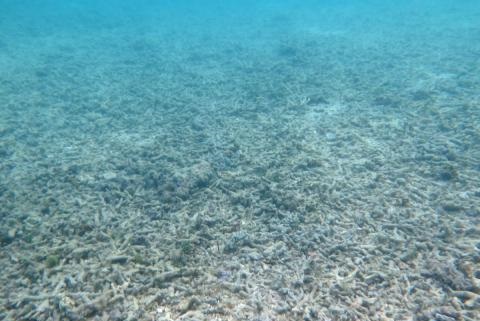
left=179, top=297, right=201, bottom=313
left=189, top=161, right=215, bottom=189
left=71, top=247, right=93, bottom=260
left=411, top=90, right=432, bottom=101
left=247, top=251, right=263, bottom=261
left=64, top=275, right=77, bottom=289
left=465, top=207, right=479, bottom=217
left=108, top=309, right=124, bottom=321
left=422, top=260, right=474, bottom=291
left=108, top=256, right=129, bottom=265
left=130, top=235, right=149, bottom=246
left=0, top=184, right=6, bottom=197
left=442, top=203, right=463, bottom=213
left=224, top=231, right=252, bottom=253
left=373, top=96, right=398, bottom=107
left=307, top=94, right=328, bottom=105
left=45, top=255, right=60, bottom=268
left=365, top=272, right=386, bottom=285
left=417, top=306, right=459, bottom=321
left=438, top=165, right=458, bottom=181
left=0, top=229, right=14, bottom=246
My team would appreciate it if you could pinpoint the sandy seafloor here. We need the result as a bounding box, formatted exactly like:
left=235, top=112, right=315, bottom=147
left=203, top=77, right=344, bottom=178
left=1, top=1, right=480, bottom=321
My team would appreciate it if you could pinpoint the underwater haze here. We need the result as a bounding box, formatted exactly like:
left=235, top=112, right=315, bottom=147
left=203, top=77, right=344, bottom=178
left=1, top=1, right=480, bottom=320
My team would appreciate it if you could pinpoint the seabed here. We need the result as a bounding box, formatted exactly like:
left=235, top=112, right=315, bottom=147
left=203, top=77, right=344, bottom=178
left=0, top=2, right=479, bottom=321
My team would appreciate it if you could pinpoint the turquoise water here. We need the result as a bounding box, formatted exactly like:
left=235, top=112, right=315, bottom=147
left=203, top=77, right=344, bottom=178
left=1, top=1, right=479, bottom=321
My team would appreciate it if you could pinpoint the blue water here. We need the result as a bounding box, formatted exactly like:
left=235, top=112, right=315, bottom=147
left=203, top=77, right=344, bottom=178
left=1, top=1, right=480, bottom=321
